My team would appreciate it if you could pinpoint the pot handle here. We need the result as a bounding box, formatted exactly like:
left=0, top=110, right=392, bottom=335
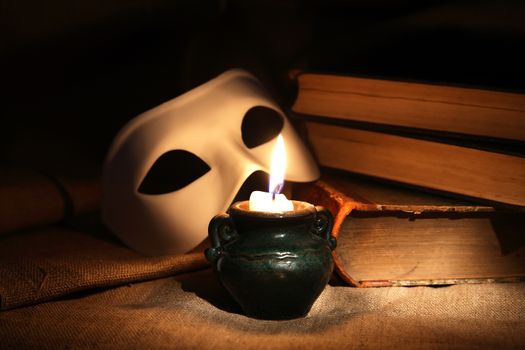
left=205, top=213, right=237, bottom=264
left=314, top=206, right=337, bottom=250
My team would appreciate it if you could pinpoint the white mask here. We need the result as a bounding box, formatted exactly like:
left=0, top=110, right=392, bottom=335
left=102, top=69, right=319, bottom=255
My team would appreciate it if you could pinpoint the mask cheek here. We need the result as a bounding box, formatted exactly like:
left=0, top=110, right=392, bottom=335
left=245, top=141, right=274, bottom=170
left=138, top=171, right=234, bottom=254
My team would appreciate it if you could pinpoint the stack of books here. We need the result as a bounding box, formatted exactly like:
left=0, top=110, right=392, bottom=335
left=291, top=73, right=525, bottom=287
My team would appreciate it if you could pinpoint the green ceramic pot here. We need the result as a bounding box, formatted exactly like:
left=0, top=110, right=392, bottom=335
left=205, top=200, right=336, bottom=320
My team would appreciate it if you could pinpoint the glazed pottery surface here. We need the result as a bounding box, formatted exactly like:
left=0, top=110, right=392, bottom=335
left=205, top=200, right=336, bottom=320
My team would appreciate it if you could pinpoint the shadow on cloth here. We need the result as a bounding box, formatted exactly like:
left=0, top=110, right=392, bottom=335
left=177, top=268, right=244, bottom=315
left=174, top=268, right=371, bottom=334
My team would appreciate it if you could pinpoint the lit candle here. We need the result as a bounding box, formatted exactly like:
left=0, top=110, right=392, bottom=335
left=249, top=135, right=294, bottom=212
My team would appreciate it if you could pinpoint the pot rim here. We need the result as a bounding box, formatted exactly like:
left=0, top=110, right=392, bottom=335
left=229, top=200, right=316, bottom=219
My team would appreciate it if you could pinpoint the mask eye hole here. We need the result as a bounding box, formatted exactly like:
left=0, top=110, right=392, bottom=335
left=241, top=106, right=284, bottom=149
left=138, top=150, right=211, bottom=195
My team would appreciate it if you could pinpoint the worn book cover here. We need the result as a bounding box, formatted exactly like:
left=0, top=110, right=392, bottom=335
left=295, top=173, right=525, bottom=287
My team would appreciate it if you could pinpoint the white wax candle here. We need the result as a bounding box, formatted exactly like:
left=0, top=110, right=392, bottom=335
left=249, top=190, right=294, bottom=212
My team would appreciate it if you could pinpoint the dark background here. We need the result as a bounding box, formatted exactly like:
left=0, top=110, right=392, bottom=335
left=2, top=0, right=525, bottom=174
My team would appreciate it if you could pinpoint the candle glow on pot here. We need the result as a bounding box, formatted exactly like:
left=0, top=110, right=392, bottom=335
left=249, top=135, right=294, bottom=212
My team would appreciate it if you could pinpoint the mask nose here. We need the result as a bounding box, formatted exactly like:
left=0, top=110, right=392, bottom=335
left=213, top=165, right=259, bottom=212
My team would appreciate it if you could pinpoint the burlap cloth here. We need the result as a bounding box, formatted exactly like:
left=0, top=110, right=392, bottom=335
left=1, top=210, right=524, bottom=348
left=1, top=268, right=524, bottom=349
left=0, top=216, right=208, bottom=311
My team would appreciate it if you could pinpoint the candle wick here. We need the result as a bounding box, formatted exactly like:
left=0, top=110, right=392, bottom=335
left=271, top=183, right=283, bottom=200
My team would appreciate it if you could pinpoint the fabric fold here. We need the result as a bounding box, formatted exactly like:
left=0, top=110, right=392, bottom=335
left=0, top=220, right=209, bottom=311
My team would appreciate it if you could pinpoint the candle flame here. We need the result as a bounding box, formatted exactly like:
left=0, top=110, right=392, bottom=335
left=269, top=135, right=286, bottom=196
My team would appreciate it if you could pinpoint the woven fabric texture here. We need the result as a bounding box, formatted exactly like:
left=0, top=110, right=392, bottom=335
left=0, top=221, right=208, bottom=311
left=1, top=269, right=524, bottom=349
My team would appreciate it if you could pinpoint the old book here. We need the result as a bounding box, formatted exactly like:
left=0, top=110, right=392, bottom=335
left=292, top=72, right=525, bottom=142
left=294, top=174, right=525, bottom=287
left=303, top=121, right=525, bottom=207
